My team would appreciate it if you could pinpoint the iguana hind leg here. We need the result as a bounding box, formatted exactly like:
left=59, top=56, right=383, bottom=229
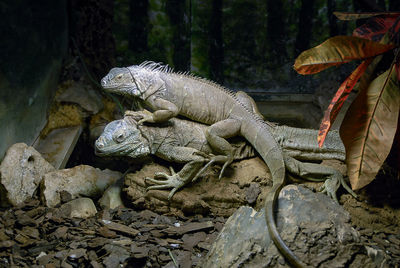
left=284, top=155, right=357, bottom=202
left=235, top=91, right=276, bottom=127
left=235, top=91, right=264, bottom=119
left=204, top=118, right=241, bottom=179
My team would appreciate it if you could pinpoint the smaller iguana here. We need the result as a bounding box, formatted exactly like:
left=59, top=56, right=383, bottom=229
left=95, top=114, right=355, bottom=202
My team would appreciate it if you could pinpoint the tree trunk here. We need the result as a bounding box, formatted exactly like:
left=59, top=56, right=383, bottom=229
left=266, top=0, right=287, bottom=66
left=166, top=0, right=191, bottom=71
left=209, top=0, right=224, bottom=84
left=128, top=0, right=148, bottom=53
left=294, top=0, right=315, bottom=57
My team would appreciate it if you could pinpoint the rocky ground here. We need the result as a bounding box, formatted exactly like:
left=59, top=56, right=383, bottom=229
left=0, top=152, right=399, bottom=267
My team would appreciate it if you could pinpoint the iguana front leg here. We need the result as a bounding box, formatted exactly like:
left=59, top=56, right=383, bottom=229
left=125, top=97, right=178, bottom=124
left=146, top=161, right=205, bottom=200
left=146, top=146, right=209, bottom=199
left=283, top=155, right=357, bottom=202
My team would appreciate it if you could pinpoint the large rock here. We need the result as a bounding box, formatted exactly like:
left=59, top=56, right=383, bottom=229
left=41, top=165, right=122, bottom=207
left=0, top=143, right=55, bottom=206
left=202, top=185, right=376, bottom=267
left=124, top=158, right=272, bottom=217
left=99, top=177, right=125, bottom=209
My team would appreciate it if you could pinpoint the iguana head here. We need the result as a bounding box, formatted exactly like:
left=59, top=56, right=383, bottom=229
left=95, top=117, right=150, bottom=159
left=101, top=62, right=165, bottom=97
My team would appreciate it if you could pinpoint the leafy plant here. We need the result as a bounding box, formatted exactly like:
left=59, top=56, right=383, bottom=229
left=294, top=12, right=400, bottom=190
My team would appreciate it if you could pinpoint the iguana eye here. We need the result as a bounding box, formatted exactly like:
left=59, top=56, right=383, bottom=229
left=114, top=131, right=125, bottom=143
left=116, top=74, right=123, bottom=79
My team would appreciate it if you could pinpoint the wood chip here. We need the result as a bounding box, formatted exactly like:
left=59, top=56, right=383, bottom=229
left=164, top=221, right=214, bottom=235
left=101, top=220, right=139, bottom=237
left=97, top=226, right=117, bottom=238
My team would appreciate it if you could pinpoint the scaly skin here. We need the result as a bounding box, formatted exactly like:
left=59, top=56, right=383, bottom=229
left=95, top=115, right=255, bottom=198
left=101, top=62, right=330, bottom=267
left=95, top=115, right=353, bottom=201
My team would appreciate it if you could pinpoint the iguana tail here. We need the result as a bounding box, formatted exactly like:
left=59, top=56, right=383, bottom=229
left=241, top=118, right=306, bottom=268
left=265, top=180, right=307, bottom=268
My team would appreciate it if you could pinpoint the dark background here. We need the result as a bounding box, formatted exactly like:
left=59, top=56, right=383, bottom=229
left=0, top=0, right=399, bottom=159
left=69, top=0, right=399, bottom=90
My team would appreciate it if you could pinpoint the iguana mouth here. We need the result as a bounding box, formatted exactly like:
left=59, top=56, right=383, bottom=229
left=95, top=136, right=148, bottom=157
left=101, top=84, right=133, bottom=90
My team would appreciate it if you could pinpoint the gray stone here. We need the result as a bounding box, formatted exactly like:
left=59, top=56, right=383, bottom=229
left=0, top=143, right=55, bottom=206
left=56, top=82, right=103, bottom=115
left=41, top=165, right=122, bottom=207
left=98, top=177, right=124, bottom=209
left=203, top=185, right=367, bottom=267
left=58, top=197, right=97, bottom=218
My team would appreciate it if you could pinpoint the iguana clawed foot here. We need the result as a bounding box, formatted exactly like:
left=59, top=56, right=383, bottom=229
left=125, top=109, right=155, bottom=124
left=191, top=154, right=233, bottom=182
left=320, top=174, right=357, bottom=203
left=145, top=166, right=187, bottom=200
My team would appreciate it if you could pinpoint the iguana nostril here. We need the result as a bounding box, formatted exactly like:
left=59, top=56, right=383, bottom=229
left=96, top=140, right=104, bottom=148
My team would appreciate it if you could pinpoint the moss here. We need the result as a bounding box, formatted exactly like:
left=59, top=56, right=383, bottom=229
left=41, top=103, right=83, bottom=138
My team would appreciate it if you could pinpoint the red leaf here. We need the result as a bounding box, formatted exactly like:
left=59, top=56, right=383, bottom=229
left=318, top=59, right=372, bottom=147
left=353, top=15, right=400, bottom=42
left=294, top=36, right=394, bottom=75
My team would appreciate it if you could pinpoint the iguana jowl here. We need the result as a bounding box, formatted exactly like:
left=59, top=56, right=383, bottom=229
left=101, top=61, right=330, bottom=267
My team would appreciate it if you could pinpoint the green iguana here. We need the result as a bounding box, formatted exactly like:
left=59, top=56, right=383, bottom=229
left=95, top=115, right=254, bottom=199
left=100, top=62, right=353, bottom=267
left=95, top=115, right=353, bottom=203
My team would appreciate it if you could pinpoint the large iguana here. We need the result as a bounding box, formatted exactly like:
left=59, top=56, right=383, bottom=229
left=100, top=62, right=352, bottom=267
left=95, top=115, right=353, bottom=203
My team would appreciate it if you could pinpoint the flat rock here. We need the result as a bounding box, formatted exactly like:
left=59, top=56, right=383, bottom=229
left=33, top=126, right=82, bottom=169
left=0, top=143, right=55, bottom=206
left=203, top=185, right=373, bottom=267
left=41, top=165, right=122, bottom=207
left=124, top=158, right=271, bottom=217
